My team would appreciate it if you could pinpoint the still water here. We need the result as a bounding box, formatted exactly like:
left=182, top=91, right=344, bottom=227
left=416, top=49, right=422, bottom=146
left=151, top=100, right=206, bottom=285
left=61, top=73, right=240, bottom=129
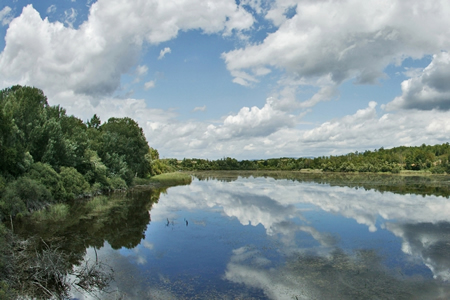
left=65, top=173, right=450, bottom=299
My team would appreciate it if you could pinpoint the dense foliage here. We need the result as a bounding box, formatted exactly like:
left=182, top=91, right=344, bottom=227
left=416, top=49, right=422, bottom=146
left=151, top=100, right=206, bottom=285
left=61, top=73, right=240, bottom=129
left=172, top=143, right=450, bottom=174
left=0, top=85, right=162, bottom=220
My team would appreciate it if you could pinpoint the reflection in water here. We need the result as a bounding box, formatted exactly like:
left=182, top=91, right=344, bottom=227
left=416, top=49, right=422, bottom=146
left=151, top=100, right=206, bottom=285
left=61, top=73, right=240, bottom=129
left=11, top=173, right=450, bottom=299
left=10, top=188, right=163, bottom=299
left=387, top=222, right=450, bottom=281
left=225, top=247, right=450, bottom=300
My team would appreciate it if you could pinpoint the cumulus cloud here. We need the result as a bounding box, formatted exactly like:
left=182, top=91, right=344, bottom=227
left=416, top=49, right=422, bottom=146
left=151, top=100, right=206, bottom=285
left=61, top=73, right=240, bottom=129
left=386, top=52, right=450, bottom=111
left=0, top=1, right=255, bottom=100
left=143, top=98, right=450, bottom=159
left=223, top=0, right=450, bottom=106
left=205, top=99, right=296, bottom=141
left=158, top=47, right=171, bottom=59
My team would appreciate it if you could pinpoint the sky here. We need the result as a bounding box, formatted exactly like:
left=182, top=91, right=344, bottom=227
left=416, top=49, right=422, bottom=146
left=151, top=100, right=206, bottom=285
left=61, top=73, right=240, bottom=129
left=1, top=0, right=450, bottom=159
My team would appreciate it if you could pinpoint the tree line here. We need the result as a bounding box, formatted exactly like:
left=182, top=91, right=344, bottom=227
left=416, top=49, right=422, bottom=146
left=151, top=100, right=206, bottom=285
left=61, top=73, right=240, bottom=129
left=0, top=85, right=169, bottom=220
left=169, top=143, right=450, bottom=174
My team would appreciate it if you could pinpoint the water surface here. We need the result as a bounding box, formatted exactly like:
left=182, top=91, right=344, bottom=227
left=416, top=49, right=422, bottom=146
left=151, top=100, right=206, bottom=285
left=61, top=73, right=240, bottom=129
left=65, top=174, right=450, bottom=299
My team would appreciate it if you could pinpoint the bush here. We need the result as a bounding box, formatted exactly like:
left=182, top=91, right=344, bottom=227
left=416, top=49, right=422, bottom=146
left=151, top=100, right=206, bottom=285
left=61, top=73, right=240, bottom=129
left=391, top=166, right=401, bottom=174
left=26, top=162, right=67, bottom=201
left=0, top=177, right=52, bottom=219
left=108, top=176, right=127, bottom=190
left=150, top=159, right=176, bottom=176
left=0, top=176, right=5, bottom=196
left=60, top=167, right=90, bottom=199
left=431, top=165, right=446, bottom=174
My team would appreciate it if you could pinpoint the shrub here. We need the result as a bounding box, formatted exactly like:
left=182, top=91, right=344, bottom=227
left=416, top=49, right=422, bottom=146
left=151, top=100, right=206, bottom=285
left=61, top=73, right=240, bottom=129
left=0, top=177, right=51, bottom=219
left=391, top=166, right=401, bottom=174
left=108, top=176, right=127, bottom=190
left=60, top=167, right=90, bottom=199
left=0, top=176, right=5, bottom=196
left=26, top=162, right=67, bottom=201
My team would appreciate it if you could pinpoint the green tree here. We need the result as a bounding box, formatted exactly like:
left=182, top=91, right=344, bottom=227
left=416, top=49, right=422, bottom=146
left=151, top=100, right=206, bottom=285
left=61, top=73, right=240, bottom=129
left=59, top=167, right=90, bottom=199
left=98, top=117, right=151, bottom=181
left=0, top=177, right=51, bottom=219
left=26, top=162, right=67, bottom=201
left=87, top=114, right=101, bottom=129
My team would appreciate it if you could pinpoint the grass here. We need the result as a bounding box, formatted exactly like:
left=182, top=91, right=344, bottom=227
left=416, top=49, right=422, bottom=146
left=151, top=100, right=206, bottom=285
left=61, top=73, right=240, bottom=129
left=31, top=204, right=70, bottom=223
left=84, top=195, right=122, bottom=216
left=132, top=177, right=152, bottom=186
left=148, top=172, right=192, bottom=187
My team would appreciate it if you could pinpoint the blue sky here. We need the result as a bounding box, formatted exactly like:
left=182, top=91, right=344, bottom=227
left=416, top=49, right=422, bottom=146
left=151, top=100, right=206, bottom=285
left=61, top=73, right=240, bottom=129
left=1, top=0, right=450, bottom=159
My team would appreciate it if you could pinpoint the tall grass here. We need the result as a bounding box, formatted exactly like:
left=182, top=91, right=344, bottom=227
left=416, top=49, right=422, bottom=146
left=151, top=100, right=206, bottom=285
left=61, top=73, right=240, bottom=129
left=148, top=172, right=192, bottom=186
left=31, top=204, right=70, bottom=222
left=85, top=196, right=115, bottom=216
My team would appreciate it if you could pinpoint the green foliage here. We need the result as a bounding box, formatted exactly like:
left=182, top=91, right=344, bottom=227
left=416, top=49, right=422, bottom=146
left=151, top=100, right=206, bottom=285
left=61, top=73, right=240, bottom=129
left=175, top=143, right=450, bottom=175
left=108, top=176, right=127, bottom=190
left=85, top=196, right=114, bottom=216
left=59, top=167, right=90, bottom=199
left=0, top=280, right=17, bottom=300
left=26, top=162, right=67, bottom=201
left=31, top=203, right=70, bottom=223
left=149, top=172, right=192, bottom=186
left=133, top=177, right=152, bottom=185
left=0, top=177, right=51, bottom=219
left=0, top=176, right=5, bottom=196
left=150, top=158, right=176, bottom=176
left=98, top=117, right=151, bottom=180
left=87, top=113, right=101, bottom=129
left=83, top=149, right=109, bottom=187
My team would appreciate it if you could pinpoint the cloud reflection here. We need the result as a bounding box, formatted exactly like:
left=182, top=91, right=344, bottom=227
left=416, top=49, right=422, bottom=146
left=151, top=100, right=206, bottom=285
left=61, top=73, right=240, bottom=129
left=153, top=176, right=450, bottom=282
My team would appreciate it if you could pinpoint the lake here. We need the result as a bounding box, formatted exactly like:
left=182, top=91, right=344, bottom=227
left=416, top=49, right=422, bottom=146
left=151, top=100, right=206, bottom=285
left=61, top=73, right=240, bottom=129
left=16, top=172, right=450, bottom=299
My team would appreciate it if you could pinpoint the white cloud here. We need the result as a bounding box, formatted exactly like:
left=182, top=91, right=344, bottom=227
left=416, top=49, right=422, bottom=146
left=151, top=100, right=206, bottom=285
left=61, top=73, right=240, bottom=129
left=3, top=1, right=450, bottom=161
left=151, top=176, right=450, bottom=284
left=144, top=80, right=155, bottom=90
left=0, top=1, right=255, bottom=100
left=64, top=8, right=77, bottom=28
left=387, top=222, right=450, bottom=281
left=386, top=52, right=450, bottom=111
left=47, top=5, right=56, bottom=14
left=136, top=64, right=148, bottom=76
left=145, top=98, right=450, bottom=159
left=204, top=99, right=296, bottom=141
left=0, top=6, right=13, bottom=26
left=223, top=0, right=450, bottom=106
left=158, top=47, right=171, bottom=59
left=192, top=105, right=206, bottom=112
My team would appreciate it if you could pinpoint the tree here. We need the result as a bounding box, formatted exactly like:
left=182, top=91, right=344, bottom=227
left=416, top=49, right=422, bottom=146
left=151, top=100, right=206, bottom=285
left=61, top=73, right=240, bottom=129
left=26, top=162, right=67, bottom=201
left=0, top=177, right=52, bottom=219
left=87, top=114, right=101, bottom=129
left=98, top=117, right=151, bottom=181
left=59, top=167, right=90, bottom=199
